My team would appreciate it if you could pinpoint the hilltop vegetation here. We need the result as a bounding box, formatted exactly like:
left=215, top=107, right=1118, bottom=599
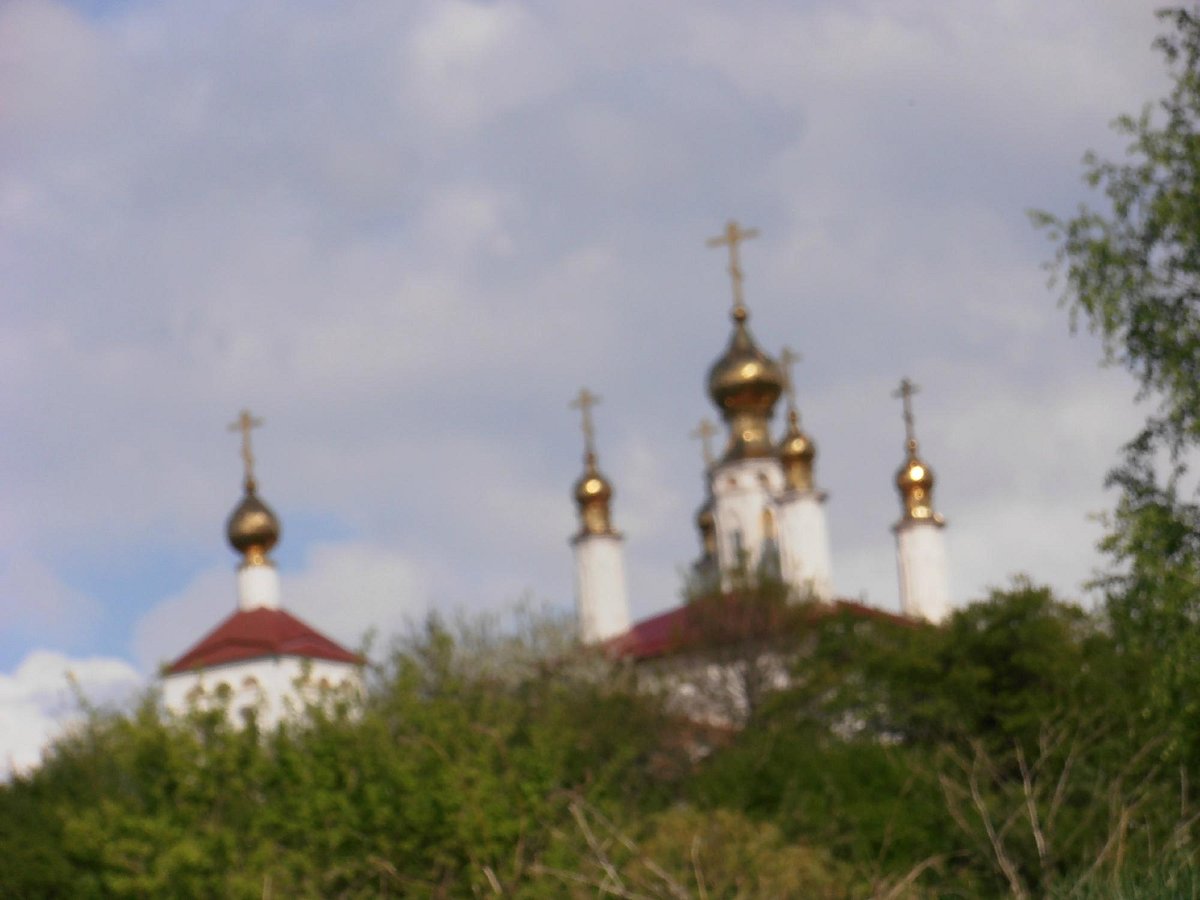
left=1, top=583, right=1197, bottom=898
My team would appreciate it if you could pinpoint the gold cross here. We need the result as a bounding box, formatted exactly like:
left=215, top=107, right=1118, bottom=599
left=706, top=219, right=760, bottom=316
left=570, top=388, right=601, bottom=455
left=690, top=418, right=719, bottom=467
left=228, top=409, right=264, bottom=489
left=780, top=346, right=802, bottom=412
left=892, top=377, right=920, bottom=446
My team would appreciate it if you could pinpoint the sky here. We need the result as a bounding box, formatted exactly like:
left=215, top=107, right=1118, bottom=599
left=0, top=0, right=1173, bottom=770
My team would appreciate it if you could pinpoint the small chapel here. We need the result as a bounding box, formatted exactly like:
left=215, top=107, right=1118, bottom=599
left=567, top=221, right=952, bottom=657
left=161, top=412, right=362, bottom=727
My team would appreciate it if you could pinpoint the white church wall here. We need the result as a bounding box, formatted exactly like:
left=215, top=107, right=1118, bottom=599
left=163, top=657, right=363, bottom=730
left=638, top=650, right=792, bottom=729
left=711, top=457, right=785, bottom=575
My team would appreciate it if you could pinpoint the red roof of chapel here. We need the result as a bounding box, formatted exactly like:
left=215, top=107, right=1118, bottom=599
left=607, top=598, right=914, bottom=661
left=166, top=607, right=362, bottom=674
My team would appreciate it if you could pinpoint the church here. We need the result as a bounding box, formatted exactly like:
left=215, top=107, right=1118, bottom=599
left=160, top=412, right=363, bottom=728
left=157, top=218, right=950, bottom=724
left=568, top=220, right=952, bottom=658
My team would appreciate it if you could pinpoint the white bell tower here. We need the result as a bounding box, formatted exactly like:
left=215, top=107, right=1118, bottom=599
left=569, top=388, right=631, bottom=644
left=891, top=378, right=951, bottom=622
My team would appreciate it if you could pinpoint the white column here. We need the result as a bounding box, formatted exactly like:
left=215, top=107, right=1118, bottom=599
left=711, top=458, right=785, bottom=574
left=775, top=491, right=834, bottom=601
left=895, top=521, right=950, bottom=622
left=237, top=562, right=281, bottom=611
left=572, top=533, right=630, bottom=644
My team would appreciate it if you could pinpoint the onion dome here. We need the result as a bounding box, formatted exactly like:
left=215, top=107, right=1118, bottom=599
left=778, top=409, right=817, bottom=491
left=706, top=307, right=785, bottom=462
left=892, top=378, right=944, bottom=526
left=896, top=440, right=942, bottom=523
left=227, top=482, right=281, bottom=565
left=574, top=452, right=617, bottom=537
left=896, top=440, right=944, bottom=524
left=695, top=495, right=717, bottom=559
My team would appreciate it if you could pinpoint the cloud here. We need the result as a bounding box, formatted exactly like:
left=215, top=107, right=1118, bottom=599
left=405, top=1, right=565, bottom=132
left=0, top=553, right=102, bottom=649
left=0, top=0, right=1176, bottom=669
left=0, top=649, right=141, bottom=777
left=285, top=543, right=429, bottom=650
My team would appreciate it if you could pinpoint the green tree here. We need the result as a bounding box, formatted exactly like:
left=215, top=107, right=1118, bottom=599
left=689, top=584, right=1186, bottom=897
left=1034, top=5, right=1200, bottom=758
left=0, top=612, right=686, bottom=898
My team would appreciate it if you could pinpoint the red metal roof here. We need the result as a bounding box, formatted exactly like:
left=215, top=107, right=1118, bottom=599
left=607, top=597, right=914, bottom=661
left=166, top=607, right=362, bottom=674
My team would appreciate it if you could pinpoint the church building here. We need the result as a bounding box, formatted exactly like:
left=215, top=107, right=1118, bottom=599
left=568, top=221, right=952, bottom=657
left=161, top=412, right=362, bottom=728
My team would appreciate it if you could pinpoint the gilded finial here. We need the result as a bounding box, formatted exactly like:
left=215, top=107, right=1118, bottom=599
left=893, top=377, right=920, bottom=450
left=892, top=378, right=942, bottom=525
left=228, top=409, right=264, bottom=492
left=706, top=219, right=760, bottom=320
left=690, top=418, right=719, bottom=468
left=570, top=388, right=601, bottom=458
left=777, top=350, right=817, bottom=491
left=780, top=346, right=803, bottom=418
left=225, top=408, right=280, bottom=564
left=570, top=388, right=617, bottom=538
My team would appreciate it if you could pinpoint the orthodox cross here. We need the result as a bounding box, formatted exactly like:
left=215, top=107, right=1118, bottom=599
left=690, top=418, right=719, bottom=467
left=570, top=388, right=601, bottom=456
left=706, top=219, right=760, bottom=315
left=228, top=409, right=264, bottom=489
left=893, top=377, right=920, bottom=446
left=780, top=346, right=802, bottom=413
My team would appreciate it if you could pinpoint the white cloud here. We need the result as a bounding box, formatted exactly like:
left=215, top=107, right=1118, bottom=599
left=0, top=553, right=102, bottom=647
left=405, top=1, right=564, bottom=132
left=285, top=543, right=429, bottom=651
left=0, top=0, right=1177, bottom=666
left=0, top=650, right=141, bottom=777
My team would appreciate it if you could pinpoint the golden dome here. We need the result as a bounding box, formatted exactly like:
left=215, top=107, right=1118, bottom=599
left=707, top=309, right=785, bottom=462
left=778, top=409, right=817, bottom=491
left=573, top=452, right=617, bottom=537
left=895, top=440, right=942, bottom=524
left=226, top=484, right=281, bottom=564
